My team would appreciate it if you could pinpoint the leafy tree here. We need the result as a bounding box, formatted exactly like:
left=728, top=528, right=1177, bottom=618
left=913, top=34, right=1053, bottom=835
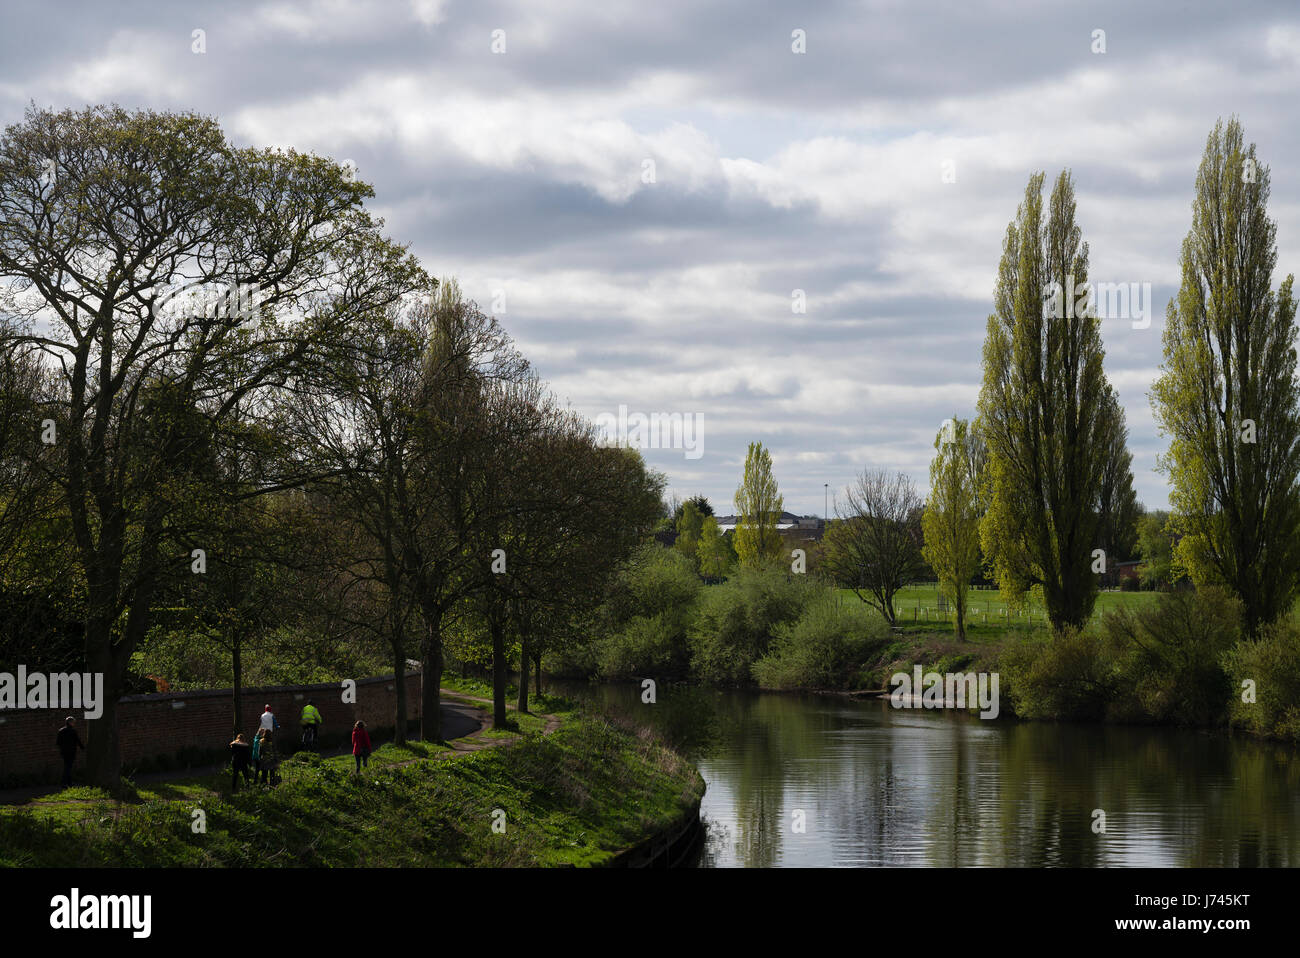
left=977, top=169, right=1136, bottom=631
left=0, top=105, right=424, bottom=785
left=921, top=418, right=986, bottom=640
left=0, top=347, right=80, bottom=672
left=467, top=374, right=548, bottom=728
left=672, top=494, right=713, bottom=523
left=1096, top=425, right=1140, bottom=565
left=1136, top=510, right=1181, bottom=591
left=142, top=389, right=300, bottom=731
left=293, top=294, right=438, bottom=744
left=687, top=495, right=714, bottom=518
left=403, top=281, right=531, bottom=738
left=1151, top=118, right=1300, bottom=636
left=734, top=441, right=783, bottom=568
left=675, top=499, right=704, bottom=566
left=490, top=407, right=663, bottom=716
left=697, top=515, right=735, bottom=579
left=821, top=469, right=923, bottom=626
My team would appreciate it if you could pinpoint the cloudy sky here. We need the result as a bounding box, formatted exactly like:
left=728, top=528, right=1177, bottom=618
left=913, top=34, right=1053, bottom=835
left=4, top=0, right=1299, bottom=515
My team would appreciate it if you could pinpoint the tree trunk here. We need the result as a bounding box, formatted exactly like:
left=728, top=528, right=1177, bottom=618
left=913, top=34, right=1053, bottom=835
left=516, top=620, right=529, bottom=714
left=534, top=653, right=543, bottom=698
left=232, top=631, right=243, bottom=731
left=390, top=603, right=408, bottom=745
left=81, top=518, right=160, bottom=791
left=83, top=618, right=123, bottom=790
left=392, top=651, right=407, bottom=746
left=420, top=614, right=443, bottom=742
left=491, top=614, right=508, bottom=728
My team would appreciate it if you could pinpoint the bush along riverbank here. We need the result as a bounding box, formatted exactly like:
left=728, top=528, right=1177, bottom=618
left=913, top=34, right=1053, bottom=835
left=0, top=704, right=705, bottom=867
left=788, top=588, right=1300, bottom=742
left=551, top=544, right=1300, bottom=744
left=843, top=590, right=1300, bottom=742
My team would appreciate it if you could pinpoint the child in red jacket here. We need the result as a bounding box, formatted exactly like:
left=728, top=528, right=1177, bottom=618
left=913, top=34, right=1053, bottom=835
left=352, top=720, right=372, bottom=774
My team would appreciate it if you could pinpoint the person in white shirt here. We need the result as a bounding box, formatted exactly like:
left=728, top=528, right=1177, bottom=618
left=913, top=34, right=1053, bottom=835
left=259, top=705, right=279, bottom=733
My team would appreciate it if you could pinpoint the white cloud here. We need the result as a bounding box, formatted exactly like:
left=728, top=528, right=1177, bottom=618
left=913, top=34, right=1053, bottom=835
left=6, top=1, right=1299, bottom=512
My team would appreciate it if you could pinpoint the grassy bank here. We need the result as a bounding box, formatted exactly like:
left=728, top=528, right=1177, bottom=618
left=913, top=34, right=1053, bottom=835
left=0, top=703, right=704, bottom=867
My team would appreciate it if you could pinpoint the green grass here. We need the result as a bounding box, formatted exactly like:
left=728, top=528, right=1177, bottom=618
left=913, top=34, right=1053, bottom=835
left=0, top=709, right=703, bottom=867
left=439, top=674, right=496, bottom=699
left=824, top=585, right=1162, bottom=688
left=480, top=709, right=547, bottom=738
left=839, top=584, right=1159, bottom=638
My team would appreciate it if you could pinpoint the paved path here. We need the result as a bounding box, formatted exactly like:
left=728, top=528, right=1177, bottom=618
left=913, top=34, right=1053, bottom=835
left=0, top=695, right=505, bottom=807
left=439, top=699, right=485, bottom=740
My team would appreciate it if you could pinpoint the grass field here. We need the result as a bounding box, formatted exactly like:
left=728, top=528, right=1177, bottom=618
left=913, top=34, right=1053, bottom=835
left=837, top=583, right=1161, bottom=640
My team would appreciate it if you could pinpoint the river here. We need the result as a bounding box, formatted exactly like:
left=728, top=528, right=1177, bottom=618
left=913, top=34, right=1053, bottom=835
left=552, top=680, right=1300, bottom=867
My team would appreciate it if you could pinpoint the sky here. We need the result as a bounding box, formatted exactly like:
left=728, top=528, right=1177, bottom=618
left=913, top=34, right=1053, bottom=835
left=3, top=0, right=1299, bottom=516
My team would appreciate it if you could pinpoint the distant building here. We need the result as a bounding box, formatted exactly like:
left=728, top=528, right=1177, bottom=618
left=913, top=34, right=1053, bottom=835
left=716, top=512, right=826, bottom=542
left=1115, top=560, right=1142, bottom=583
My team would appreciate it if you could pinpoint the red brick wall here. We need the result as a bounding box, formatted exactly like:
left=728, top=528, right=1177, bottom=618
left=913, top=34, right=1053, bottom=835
left=0, top=672, right=423, bottom=784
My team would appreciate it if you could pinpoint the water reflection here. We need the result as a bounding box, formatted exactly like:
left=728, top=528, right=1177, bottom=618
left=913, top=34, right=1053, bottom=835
left=552, top=680, right=1300, bottom=867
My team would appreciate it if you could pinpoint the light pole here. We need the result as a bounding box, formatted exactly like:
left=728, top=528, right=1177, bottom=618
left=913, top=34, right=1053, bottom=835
left=823, top=483, right=828, bottom=523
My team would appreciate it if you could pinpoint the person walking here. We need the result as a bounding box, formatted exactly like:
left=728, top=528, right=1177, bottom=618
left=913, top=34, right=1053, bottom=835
left=55, top=717, right=84, bottom=788
left=300, top=699, right=323, bottom=749
left=229, top=733, right=253, bottom=792
left=352, top=720, right=372, bottom=774
left=256, top=728, right=280, bottom=786
left=259, top=704, right=279, bottom=736
left=250, top=726, right=263, bottom=778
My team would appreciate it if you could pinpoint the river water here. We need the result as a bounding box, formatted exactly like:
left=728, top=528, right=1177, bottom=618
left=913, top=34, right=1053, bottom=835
left=552, top=680, right=1300, bottom=867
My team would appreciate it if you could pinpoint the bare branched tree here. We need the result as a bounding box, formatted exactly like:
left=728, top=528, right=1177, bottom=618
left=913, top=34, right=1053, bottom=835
left=821, top=468, right=924, bottom=626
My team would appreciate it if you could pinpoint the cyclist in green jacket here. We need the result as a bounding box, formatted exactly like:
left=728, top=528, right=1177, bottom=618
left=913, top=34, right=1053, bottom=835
left=301, top=699, right=323, bottom=749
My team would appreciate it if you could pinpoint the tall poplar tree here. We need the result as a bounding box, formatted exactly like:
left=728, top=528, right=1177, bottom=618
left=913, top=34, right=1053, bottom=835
left=1151, top=118, right=1300, bottom=636
left=921, top=418, right=985, bottom=640
left=734, top=441, right=783, bottom=568
left=977, top=170, right=1136, bottom=631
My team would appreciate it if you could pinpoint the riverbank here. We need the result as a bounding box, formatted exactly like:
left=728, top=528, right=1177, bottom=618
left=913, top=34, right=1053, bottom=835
left=0, top=692, right=705, bottom=867
left=800, top=606, right=1300, bottom=745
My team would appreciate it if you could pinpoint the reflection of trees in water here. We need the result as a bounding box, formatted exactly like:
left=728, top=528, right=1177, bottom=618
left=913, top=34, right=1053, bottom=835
left=1160, top=738, right=1300, bottom=866
left=721, top=693, right=786, bottom=868
left=551, top=678, right=722, bottom=756
left=651, top=684, right=723, bottom=756
left=751, top=701, right=1300, bottom=868
left=555, top=679, right=1300, bottom=868
left=697, top=817, right=730, bottom=867
left=992, top=724, right=1107, bottom=867
left=993, top=723, right=1300, bottom=866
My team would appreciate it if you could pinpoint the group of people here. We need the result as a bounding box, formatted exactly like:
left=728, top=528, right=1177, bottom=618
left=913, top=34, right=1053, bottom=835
left=54, top=699, right=374, bottom=794
left=227, top=726, right=281, bottom=791
left=227, top=702, right=374, bottom=792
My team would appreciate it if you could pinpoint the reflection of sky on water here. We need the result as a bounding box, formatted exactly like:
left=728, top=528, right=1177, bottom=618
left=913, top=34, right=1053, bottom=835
left=555, top=680, right=1300, bottom=868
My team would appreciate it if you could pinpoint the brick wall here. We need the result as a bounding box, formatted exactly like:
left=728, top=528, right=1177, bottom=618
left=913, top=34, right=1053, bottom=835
left=0, top=672, right=424, bottom=784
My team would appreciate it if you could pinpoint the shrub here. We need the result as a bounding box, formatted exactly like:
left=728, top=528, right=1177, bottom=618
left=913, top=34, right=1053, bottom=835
left=1222, top=622, right=1300, bottom=741
left=593, top=612, right=686, bottom=679
left=688, top=564, right=817, bottom=685
left=602, top=543, right=701, bottom=623
left=558, top=544, right=700, bottom=677
left=999, top=626, right=1117, bottom=720
left=1100, top=586, right=1240, bottom=726
left=752, top=592, right=890, bottom=689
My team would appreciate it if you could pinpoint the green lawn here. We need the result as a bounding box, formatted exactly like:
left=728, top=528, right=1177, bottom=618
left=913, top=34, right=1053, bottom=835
left=838, top=583, right=1160, bottom=638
